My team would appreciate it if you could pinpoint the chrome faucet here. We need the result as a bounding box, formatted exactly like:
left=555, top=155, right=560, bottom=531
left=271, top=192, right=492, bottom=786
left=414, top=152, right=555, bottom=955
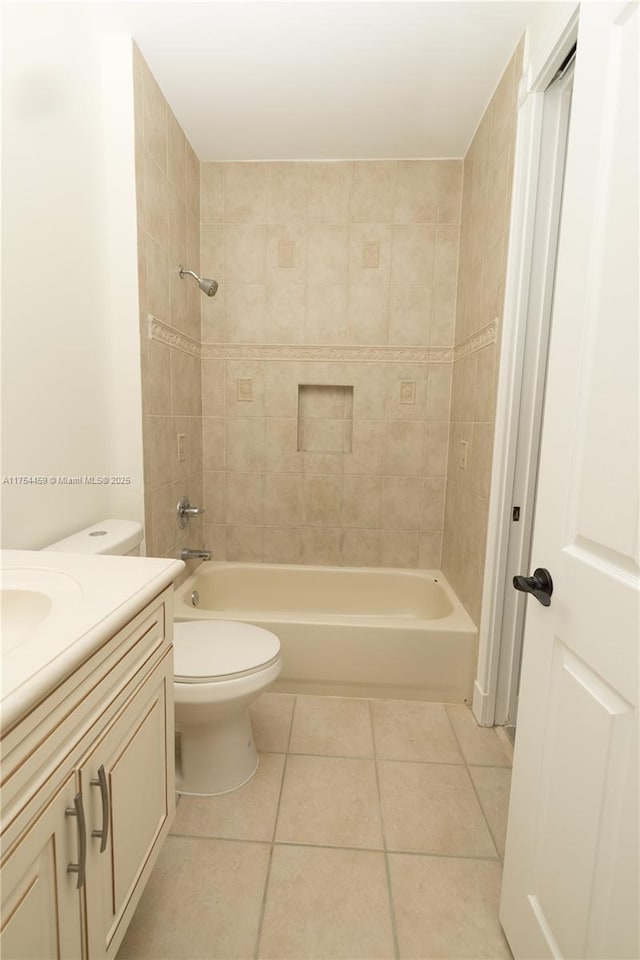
left=181, top=548, right=212, bottom=561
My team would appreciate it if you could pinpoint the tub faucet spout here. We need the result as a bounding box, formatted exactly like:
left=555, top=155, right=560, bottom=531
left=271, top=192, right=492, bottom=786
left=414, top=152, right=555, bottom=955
left=181, top=548, right=212, bottom=561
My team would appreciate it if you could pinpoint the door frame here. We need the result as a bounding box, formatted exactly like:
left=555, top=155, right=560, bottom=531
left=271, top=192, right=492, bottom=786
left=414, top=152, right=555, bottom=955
left=495, top=55, right=576, bottom=730
left=472, top=6, right=580, bottom=726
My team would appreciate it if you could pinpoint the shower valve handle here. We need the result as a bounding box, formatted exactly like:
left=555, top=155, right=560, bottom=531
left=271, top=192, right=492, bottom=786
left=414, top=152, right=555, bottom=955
left=177, top=496, right=205, bottom=528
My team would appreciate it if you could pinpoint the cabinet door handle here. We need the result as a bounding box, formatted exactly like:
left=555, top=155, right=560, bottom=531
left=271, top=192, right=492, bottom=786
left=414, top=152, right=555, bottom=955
left=65, top=792, right=87, bottom=889
left=90, top=765, right=109, bottom=853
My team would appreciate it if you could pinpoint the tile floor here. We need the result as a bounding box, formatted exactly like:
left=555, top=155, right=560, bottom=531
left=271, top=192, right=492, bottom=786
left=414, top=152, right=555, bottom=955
left=118, top=694, right=513, bottom=960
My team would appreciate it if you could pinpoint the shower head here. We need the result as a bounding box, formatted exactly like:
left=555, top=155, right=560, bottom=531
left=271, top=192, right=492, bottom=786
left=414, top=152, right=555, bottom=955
left=198, top=277, right=218, bottom=297
left=178, top=266, right=219, bottom=298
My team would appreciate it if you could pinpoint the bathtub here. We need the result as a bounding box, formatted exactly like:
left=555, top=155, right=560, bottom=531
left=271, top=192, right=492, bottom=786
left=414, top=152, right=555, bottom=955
left=173, top=562, right=477, bottom=703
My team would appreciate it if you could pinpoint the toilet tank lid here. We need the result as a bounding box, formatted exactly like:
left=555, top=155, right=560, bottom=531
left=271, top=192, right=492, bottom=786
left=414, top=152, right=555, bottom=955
left=44, top=519, right=143, bottom=555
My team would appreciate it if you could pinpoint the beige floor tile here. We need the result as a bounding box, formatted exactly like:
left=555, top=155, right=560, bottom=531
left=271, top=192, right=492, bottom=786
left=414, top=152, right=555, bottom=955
left=378, top=760, right=497, bottom=857
left=117, top=836, right=270, bottom=959
left=258, top=844, right=395, bottom=959
left=250, top=692, right=295, bottom=752
left=371, top=699, right=463, bottom=763
left=445, top=705, right=512, bottom=766
left=469, top=765, right=512, bottom=859
left=389, top=853, right=511, bottom=959
left=289, top=695, right=374, bottom=757
left=276, top=755, right=383, bottom=849
left=171, top=754, right=285, bottom=842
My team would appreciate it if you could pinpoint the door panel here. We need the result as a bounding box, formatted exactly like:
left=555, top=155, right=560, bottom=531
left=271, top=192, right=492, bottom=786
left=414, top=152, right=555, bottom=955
left=532, top=643, right=634, bottom=958
left=0, top=773, right=83, bottom=960
left=500, top=3, right=639, bottom=957
left=82, top=657, right=173, bottom=957
left=109, top=692, right=167, bottom=912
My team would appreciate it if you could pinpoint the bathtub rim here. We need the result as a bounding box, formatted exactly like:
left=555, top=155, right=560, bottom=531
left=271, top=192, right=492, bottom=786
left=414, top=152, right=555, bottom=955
left=173, top=561, right=476, bottom=633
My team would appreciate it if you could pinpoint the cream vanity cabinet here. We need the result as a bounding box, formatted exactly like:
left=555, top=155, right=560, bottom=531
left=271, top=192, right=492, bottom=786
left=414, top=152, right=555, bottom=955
left=1, top=587, right=176, bottom=960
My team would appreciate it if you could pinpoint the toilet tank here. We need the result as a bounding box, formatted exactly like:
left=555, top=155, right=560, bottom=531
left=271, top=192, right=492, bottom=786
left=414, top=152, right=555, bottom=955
left=43, top=519, right=144, bottom=556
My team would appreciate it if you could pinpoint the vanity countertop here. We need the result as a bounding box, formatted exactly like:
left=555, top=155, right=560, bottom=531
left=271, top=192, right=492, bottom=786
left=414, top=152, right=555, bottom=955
left=1, top=549, right=184, bottom=733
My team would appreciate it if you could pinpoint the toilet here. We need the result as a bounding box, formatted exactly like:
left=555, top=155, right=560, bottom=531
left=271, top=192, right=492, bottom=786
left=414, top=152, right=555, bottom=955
left=42, top=520, right=281, bottom=796
left=173, top=620, right=280, bottom=795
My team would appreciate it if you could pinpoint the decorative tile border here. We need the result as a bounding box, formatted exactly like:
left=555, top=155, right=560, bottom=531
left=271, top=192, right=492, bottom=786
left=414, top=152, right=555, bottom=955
left=148, top=314, right=496, bottom=364
left=147, top=316, right=200, bottom=358
left=199, top=343, right=454, bottom=363
left=453, top=319, right=498, bottom=362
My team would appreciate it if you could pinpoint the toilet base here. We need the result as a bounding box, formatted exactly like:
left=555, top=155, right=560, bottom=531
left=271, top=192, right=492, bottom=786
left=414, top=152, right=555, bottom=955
left=176, top=706, right=259, bottom=795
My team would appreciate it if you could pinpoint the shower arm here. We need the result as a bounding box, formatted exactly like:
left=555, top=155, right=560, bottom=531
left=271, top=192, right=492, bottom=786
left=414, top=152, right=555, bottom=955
left=179, top=267, right=200, bottom=282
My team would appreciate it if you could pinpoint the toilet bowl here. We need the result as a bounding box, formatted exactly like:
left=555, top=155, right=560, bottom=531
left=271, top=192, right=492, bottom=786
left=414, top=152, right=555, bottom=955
left=173, top=619, right=281, bottom=796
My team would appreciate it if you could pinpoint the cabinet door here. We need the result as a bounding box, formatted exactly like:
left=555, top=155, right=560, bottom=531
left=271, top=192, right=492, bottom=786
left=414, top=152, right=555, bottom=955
left=1, top=772, right=84, bottom=960
left=82, top=654, right=175, bottom=958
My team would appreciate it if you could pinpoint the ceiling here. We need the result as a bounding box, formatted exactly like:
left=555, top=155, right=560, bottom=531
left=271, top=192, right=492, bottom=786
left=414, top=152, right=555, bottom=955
left=107, top=2, right=547, bottom=161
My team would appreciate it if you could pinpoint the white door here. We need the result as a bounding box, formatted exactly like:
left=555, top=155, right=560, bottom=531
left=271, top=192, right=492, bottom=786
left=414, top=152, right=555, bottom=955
left=500, top=3, right=639, bottom=959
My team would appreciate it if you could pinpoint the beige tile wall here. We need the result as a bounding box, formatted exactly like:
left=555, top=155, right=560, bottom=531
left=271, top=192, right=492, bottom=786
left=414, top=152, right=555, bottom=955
left=442, top=43, right=524, bottom=623
left=134, top=47, right=522, bottom=592
left=199, top=160, right=462, bottom=566
left=199, top=160, right=462, bottom=347
left=133, top=46, right=204, bottom=565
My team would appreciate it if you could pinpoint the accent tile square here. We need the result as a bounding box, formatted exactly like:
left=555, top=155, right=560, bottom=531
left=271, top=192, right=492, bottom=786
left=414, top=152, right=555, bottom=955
left=399, top=380, right=416, bottom=404
left=362, top=240, right=380, bottom=268
left=236, top=377, right=253, bottom=402
left=278, top=237, right=297, bottom=268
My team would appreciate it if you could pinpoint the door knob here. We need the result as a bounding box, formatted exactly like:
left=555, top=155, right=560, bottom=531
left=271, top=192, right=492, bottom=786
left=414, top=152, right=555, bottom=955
left=513, top=567, right=554, bottom=607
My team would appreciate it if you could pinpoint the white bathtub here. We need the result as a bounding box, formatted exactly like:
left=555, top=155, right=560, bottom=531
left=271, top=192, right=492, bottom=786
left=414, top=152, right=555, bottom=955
left=173, top=562, right=477, bottom=703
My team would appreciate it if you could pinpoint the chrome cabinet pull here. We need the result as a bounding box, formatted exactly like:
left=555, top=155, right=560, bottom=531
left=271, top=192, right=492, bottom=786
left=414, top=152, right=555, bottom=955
left=65, top=792, right=87, bottom=889
left=90, top=765, right=109, bottom=853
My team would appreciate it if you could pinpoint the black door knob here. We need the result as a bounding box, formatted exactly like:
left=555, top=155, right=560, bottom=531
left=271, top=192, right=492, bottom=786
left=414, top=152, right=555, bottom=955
left=513, top=567, right=554, bottom=607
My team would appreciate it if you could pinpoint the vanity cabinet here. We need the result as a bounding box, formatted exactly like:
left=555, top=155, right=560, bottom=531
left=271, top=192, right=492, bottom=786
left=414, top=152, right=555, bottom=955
left=1, top=588, right=176, bottom=960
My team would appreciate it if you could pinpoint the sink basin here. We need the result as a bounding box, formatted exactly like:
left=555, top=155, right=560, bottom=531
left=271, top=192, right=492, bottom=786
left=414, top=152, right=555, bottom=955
left=1, top=589, right=53, bottom=653
left=1, top=568, right=84, bottom=654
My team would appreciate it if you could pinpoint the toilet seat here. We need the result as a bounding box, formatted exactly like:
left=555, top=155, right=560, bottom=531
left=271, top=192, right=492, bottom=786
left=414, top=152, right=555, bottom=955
left=173, top=620, right=280, bottom=683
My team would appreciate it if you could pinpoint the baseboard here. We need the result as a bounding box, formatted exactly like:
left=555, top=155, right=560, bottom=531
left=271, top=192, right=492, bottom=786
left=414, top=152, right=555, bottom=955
left=472, top=680, right=494, bottom=726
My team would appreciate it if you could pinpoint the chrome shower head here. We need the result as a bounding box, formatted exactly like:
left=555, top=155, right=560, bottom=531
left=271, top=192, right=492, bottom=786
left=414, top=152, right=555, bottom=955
left=178, top=266, right=219, bottom=298
left=198, top=277, right=218, bottom=297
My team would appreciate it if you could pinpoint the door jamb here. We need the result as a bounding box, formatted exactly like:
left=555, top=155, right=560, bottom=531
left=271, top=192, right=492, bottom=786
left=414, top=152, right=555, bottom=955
left=494, top=62, right=575, bottom=728
left=472, top=9, right=580, bottom=726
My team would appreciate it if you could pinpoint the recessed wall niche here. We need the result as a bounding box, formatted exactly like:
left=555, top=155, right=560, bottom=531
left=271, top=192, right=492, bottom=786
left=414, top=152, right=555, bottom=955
left=297, top=385, right=354, bottom=453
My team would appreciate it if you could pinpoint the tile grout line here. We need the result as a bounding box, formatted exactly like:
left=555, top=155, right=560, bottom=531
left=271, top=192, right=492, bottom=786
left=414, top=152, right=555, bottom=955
left=444, top=706, right=502, bottom=862
left=368, top=699, right=401, bottom=960
left=167, top=829, right=502, bottom=863
left=252, top=694, right=298, bottom=960
left=257, top=745, right=510, bottom=768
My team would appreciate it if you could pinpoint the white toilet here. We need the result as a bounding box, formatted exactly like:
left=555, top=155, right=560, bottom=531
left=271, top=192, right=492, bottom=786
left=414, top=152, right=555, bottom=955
left=43, top=520, right=281, bottom=796
left=173, top=620, right=281, bottom=795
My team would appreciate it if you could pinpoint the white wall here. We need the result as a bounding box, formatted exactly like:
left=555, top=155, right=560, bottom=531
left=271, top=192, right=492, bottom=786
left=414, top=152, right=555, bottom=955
left=1, top=4, right=144, bottom=549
